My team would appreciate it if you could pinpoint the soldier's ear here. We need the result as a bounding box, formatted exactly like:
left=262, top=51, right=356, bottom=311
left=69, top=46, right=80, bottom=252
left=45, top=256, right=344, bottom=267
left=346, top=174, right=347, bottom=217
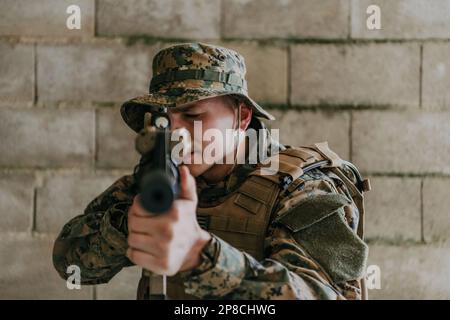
left=239, top=104, right=253, bottom=130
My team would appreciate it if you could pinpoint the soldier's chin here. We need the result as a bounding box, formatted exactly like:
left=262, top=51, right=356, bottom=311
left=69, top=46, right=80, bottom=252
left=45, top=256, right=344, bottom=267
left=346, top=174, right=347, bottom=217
left=183, top=163, right=211, bottom=177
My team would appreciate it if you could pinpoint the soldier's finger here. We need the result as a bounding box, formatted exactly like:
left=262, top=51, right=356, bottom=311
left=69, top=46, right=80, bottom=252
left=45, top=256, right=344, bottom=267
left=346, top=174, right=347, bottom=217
left=128, top=213, right=173, bottom=238
left=130, top=195, right=155, bottom=217
left=127, top=232, right=162, bottom=255
left=128, top=214, right=156, bottom=234
left=178, top=165, right=197, bottom=202
left=126, top=248, right=168, bottom=274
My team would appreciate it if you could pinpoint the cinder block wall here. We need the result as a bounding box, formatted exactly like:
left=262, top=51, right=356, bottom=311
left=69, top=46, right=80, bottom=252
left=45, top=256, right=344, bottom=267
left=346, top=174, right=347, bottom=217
left=0, top=0, right=449, bottom=299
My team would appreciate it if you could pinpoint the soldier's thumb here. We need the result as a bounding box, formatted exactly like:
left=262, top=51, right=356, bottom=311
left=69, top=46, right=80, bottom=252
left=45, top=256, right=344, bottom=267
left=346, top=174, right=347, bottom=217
left=179, top=165, right=197, bottom=202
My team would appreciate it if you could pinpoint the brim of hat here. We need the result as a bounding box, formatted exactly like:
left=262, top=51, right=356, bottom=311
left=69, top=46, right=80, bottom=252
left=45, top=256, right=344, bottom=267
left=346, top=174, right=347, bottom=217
left=120, top=88, right=275, bottom=132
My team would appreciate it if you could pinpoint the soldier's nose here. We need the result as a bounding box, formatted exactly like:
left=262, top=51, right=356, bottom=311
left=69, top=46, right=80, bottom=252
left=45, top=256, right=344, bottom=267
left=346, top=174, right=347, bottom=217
left=168, top=112, right=182, bottom=130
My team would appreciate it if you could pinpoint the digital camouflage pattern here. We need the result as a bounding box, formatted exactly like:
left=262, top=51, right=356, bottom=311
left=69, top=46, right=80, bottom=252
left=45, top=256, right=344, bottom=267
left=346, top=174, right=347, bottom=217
left=53, top=160, right=368, bottom=299
left=121, top=42, right=275, bottom=133
left=52, top=175, right=135, bottom=284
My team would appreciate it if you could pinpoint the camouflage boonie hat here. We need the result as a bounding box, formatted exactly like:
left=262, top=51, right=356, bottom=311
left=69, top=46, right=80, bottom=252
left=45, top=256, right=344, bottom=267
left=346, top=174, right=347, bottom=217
left=121, top=42, right=275, bottom=132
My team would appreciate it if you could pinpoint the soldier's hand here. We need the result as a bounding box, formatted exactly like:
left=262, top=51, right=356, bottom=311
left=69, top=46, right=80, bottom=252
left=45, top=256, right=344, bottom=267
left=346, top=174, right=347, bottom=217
left=126, top=165, right=211, bottom=276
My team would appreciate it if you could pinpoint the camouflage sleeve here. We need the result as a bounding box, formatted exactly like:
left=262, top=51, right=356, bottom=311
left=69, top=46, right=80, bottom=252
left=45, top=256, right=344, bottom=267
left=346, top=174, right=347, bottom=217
left=52, top=175, right=136, bottom=285
left=178, top=169, right=368, bottom=300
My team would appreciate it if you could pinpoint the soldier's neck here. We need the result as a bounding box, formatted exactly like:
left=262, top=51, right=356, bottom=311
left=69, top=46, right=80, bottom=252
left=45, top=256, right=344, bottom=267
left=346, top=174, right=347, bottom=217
left=200, top=139, right=248, bottom=185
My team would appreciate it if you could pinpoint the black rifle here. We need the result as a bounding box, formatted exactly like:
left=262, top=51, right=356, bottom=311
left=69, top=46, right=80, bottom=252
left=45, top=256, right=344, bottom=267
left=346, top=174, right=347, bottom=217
left=135, top=108, right=181, bottom=214
left=134, top=107, right=181, bottom=300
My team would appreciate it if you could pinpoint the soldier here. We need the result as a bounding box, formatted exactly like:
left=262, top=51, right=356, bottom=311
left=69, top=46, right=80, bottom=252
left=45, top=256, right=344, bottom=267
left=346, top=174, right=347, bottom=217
left=53, top=42, right=370, bottom=300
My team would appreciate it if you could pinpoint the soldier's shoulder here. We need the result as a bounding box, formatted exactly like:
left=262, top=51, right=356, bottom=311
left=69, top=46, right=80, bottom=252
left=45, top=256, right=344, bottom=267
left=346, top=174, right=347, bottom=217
left=263, top=145, right=368, bottom=283
left=85, top=174, right=137, bottom=213
left=252, top=142, right=341, bottom=185
left=268, top=143, right=358, bottom=225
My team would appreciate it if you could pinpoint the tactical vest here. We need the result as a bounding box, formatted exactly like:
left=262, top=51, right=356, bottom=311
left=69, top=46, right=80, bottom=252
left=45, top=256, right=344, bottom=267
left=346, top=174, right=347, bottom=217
left=136, top=142, right=371, bottom=300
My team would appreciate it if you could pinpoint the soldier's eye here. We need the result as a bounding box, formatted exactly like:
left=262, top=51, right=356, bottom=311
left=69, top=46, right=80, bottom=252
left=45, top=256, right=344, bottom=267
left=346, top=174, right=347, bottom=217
left=184, top=113, right=201, bottom=119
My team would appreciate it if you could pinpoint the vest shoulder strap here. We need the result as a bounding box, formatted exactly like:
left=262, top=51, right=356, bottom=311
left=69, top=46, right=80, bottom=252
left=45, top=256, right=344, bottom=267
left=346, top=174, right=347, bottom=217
left=249, top=141, right=371, bottom=193
left=247, top=142, right=330, bottom=188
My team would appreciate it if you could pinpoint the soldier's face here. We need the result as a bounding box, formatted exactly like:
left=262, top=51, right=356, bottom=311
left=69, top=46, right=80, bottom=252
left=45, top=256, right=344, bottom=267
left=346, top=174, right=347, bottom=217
left=168, top=96, right=251, bottom=178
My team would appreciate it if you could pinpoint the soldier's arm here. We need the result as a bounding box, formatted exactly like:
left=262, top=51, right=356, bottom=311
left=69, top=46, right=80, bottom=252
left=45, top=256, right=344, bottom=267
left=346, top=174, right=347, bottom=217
left=178, top=172, right=368, bottom=299
left=52, top=175, right=136, bottom=285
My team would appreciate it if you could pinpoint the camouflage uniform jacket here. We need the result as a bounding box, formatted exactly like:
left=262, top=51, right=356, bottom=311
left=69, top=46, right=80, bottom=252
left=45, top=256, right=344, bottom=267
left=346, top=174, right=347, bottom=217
left=53, top=158, right=368, bottom=300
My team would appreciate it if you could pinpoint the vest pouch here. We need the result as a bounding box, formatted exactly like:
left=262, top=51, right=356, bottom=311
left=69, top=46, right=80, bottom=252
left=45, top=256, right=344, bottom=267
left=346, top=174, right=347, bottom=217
left=274, top=193, right=368, bottom=284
